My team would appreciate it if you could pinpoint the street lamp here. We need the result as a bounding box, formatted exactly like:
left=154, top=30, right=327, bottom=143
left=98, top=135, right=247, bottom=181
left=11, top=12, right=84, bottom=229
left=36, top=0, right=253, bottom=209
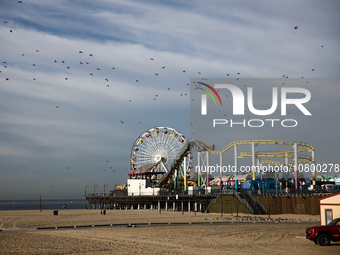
left=104, top=183, right=108, bottom=196
left=85, top=185, right=89, bottom=196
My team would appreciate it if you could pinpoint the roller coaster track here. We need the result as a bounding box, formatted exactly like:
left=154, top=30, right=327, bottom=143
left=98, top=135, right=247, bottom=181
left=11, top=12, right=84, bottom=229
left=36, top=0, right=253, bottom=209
left=241, top=153, right=313, bottom=165
left=198, top=140, right=314, bottom=165
left=156, top=141, right=191, bottom=188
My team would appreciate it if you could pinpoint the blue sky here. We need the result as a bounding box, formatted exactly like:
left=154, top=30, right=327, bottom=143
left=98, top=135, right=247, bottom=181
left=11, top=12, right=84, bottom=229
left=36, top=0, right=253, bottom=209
left=0, top=0, right=339, bottom=199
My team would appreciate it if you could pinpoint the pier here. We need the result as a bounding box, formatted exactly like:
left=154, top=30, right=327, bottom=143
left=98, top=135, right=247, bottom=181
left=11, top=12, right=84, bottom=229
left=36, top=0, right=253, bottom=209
left=85, top=193, right=218, bottom=212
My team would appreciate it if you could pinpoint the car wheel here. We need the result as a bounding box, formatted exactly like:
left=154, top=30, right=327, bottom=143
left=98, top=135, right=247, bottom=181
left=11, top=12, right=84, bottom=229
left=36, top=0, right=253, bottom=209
left=317, top=234, right=330, bottom=246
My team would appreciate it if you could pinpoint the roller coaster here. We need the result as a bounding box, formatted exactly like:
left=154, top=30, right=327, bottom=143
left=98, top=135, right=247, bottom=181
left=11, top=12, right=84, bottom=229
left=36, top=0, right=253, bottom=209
left=198, top=140, right=314, bottom=176
left=126, top=126, right=316, bottom=191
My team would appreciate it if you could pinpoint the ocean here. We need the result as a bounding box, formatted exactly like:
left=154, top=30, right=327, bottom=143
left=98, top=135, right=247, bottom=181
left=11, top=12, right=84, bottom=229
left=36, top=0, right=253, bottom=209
left=0, top=199, right=88, bottom=211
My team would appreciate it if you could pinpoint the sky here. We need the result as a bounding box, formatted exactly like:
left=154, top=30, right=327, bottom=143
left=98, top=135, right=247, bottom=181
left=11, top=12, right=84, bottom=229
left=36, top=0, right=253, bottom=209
left=0, top=0, right=339, bottom=199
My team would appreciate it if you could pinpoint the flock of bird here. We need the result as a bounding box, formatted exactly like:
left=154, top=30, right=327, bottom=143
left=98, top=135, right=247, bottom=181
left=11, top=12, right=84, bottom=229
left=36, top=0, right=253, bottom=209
left=1, top=21, right=322, bottom=128
left=1, top=9, right=324, bottom=125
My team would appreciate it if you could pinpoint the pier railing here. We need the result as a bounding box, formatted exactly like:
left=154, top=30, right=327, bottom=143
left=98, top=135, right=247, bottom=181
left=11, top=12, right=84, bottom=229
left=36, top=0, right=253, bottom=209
left=86, top=187, right=339, bottom=198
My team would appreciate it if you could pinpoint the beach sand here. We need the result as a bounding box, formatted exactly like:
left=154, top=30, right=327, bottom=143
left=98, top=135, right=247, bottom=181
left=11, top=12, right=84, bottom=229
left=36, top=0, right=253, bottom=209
left=1, top=209, right=338, bottom=254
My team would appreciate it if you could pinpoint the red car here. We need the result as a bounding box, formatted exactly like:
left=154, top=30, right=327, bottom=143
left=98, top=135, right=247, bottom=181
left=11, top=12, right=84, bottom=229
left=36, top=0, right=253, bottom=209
left=306, top=218, right=340, bottom=246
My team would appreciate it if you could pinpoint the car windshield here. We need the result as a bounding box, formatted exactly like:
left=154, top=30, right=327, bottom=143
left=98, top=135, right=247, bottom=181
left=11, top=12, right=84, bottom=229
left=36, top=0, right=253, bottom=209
left=327, top=218, right=339, bottom=226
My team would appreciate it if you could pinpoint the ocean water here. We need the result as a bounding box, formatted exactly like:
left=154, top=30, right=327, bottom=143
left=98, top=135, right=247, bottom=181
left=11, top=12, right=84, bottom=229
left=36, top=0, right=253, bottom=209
left=0, top=199, right=88, bottom=211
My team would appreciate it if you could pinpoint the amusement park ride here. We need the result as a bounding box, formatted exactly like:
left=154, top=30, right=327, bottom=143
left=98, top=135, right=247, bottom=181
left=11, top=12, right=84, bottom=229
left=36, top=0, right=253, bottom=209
left=125, top=126, right=317, bottom=195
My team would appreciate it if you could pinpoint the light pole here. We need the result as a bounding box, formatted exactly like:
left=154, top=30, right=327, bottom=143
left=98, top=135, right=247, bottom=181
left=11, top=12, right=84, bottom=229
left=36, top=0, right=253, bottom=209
left=94, top=184, right=98, bottom=196
left=85, top=185, right=89, bottom=196
left=104, top=183, right=108, bottom=196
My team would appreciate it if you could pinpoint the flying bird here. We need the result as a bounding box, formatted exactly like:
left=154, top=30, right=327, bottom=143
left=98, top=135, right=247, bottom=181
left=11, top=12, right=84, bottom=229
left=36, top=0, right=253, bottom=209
left=155, top=73, right=159, bottom=76
left=89, top=54, right=93, bottom=56
left=79, top=51, right=83, bottom=54
left=294, top=26, right=298, bottom=29
left=150, top=58, right=154, bottom=60
left=120, top=120, right=124, bottom=123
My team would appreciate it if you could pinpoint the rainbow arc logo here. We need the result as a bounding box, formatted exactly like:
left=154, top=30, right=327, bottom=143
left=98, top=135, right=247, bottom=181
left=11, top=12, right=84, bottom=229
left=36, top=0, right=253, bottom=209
left=195, top=82, right=222, bottom=115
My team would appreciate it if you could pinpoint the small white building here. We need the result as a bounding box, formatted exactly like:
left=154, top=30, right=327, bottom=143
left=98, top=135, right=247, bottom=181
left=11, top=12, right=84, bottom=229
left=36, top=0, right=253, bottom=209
left=127, top=179, right=165, bottom=196
left=318, top=192, right=340, bottom=225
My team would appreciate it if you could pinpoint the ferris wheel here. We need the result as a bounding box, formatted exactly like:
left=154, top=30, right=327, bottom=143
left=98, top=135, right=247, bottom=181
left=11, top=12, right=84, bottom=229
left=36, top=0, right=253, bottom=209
left=130, top=127, right=188, bottom=175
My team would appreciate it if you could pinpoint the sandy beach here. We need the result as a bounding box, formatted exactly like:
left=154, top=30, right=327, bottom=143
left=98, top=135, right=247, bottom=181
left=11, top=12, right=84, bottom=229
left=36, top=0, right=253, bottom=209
left=0, top=209, right=338, bottom=254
